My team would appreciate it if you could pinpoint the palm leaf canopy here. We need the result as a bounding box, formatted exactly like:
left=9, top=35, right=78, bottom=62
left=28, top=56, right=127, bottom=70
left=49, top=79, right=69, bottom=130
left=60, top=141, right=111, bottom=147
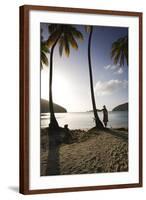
left=41, top=41, right=49, bottom=69
left=47, top=24, right=83, bottom=57
left=111, top=35, right=128, bottom=66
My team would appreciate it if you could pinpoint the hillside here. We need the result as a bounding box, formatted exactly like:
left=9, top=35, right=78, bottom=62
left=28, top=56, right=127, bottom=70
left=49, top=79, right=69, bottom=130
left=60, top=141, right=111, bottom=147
left=112, top=103, right=128, bottom=111
left=41, top=99, right=67, bottom=113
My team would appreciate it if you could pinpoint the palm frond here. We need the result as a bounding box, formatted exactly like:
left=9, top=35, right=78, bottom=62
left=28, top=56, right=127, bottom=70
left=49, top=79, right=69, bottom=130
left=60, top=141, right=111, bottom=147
left=111, top=36, right=128, bottom=66
left=71, top=27, right=83, bottom=40
left=41, top=41, right=49, bottom=68
left=47, top=30, right=61, bottom=48
left=47, top=24, right=83, bottom=57
left=59, top=36, right=64, bottom=56
left=41, top=42, right=50, bottom=53
left=66, top=33, right=78, bottom=50
left=64, top=37, right=70, bottom=57
left=41, top=51, right=48, bottom=66
left=48, top=24, right=59, bottom=34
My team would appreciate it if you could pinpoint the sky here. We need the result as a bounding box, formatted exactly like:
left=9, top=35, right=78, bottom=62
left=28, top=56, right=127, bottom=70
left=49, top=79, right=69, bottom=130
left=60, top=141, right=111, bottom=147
left=41, top=23, right=128, bottom=112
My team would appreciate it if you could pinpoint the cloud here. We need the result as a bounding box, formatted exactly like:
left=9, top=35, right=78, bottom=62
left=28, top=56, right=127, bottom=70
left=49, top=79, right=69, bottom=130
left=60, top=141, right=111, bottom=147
left=94, top=79, right=128, bottom=96
left=110, top=65, right=119, bottom=70
left=104, top=64, right=119, bottom=70
left=104, top=64, right=111, bottom=70
left=104, top=64, right=123, bottom=74
left=114, top=67, right=123, bottom=74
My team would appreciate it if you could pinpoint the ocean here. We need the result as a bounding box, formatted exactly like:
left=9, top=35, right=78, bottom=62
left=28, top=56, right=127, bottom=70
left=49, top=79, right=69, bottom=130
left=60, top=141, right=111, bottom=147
left=41, top=111, right=128, bottom=130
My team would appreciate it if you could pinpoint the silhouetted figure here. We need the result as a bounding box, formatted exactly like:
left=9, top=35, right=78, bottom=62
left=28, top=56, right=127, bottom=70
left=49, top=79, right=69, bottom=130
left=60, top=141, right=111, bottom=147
left=64, top=124, right=69, bottom=130
left=97, top=105, right=108, bottom=128
left=64, top=124, right=73, bottom=143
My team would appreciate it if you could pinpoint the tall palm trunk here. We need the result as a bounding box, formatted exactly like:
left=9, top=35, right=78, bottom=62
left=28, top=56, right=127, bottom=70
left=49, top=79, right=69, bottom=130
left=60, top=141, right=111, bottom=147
left=49, top=38, right=60, bottom=129
left=88, top=26, right=104, bottom=129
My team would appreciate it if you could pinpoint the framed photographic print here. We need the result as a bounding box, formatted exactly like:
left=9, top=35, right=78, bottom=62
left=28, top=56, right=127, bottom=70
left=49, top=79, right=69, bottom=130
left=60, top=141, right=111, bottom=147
left=20, top=5, right=143, bottom=194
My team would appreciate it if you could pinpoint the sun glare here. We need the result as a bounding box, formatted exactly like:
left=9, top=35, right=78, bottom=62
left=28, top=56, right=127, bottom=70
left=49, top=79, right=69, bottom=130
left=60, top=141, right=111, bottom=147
left=41, top=69, right=73, bottom=110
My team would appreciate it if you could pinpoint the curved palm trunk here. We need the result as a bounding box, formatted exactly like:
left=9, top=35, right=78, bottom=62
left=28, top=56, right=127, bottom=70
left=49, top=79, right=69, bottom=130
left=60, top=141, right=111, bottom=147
left=88, top=26, right=104, bottom=129
left=49, top=38, right=60, bottom=129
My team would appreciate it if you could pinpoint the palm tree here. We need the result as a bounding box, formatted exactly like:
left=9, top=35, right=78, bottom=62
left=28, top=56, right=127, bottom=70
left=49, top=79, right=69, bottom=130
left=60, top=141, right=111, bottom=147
left=41, top=41, right=49, bottom=68
left=47, top=24, right=83, bottom=129
left=111, top=35, right=128, bottom=66
left=86, top=26, right=104, bottom=129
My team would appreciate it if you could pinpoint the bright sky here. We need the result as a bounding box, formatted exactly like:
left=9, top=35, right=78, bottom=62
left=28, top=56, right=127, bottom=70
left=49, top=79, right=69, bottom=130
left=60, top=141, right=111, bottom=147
left=41, top=24, right=128, bottom=112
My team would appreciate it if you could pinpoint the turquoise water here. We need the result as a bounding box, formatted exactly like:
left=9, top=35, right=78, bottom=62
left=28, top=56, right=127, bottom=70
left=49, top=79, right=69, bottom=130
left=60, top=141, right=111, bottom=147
left=41, top=111, right=128, bottom=130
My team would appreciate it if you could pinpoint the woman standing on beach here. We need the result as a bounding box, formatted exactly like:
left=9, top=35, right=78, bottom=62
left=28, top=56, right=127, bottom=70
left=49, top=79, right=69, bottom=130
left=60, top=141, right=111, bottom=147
left=97, top=105, right=108, bottom=128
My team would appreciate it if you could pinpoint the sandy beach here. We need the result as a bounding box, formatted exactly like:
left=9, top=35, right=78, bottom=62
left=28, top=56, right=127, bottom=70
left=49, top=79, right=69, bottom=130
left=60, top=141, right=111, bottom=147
left=41, top=127, right=128, bottom=176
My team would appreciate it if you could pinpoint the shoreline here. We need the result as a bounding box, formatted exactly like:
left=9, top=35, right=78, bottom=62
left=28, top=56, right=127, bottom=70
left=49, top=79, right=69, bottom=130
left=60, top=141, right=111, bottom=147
left=41, top=111, right=128, bottom=130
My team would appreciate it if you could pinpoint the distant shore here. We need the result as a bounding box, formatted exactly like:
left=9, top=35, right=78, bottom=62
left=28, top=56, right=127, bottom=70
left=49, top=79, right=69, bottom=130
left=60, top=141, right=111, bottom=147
left=41, top=127, right=128, bottom=176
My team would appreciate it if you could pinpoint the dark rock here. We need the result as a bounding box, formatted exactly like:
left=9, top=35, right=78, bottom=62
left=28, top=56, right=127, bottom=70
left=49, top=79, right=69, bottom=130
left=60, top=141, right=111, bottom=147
left=41, top=99, right=67, bottom=113
left=112, top=103, right=128, bottom=111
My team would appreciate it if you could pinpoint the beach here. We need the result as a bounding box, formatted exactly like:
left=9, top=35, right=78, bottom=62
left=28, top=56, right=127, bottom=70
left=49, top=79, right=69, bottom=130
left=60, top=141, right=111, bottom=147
left=41, top=127, right=128, bottom=176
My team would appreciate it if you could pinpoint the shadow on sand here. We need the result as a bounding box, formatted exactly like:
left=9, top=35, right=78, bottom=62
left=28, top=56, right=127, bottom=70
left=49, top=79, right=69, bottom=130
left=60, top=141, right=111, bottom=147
left=45, top=128, right=63, bottom=176
left=44, top=126, right=128, bottom=176
left=106, top=128, right=128, bottom=141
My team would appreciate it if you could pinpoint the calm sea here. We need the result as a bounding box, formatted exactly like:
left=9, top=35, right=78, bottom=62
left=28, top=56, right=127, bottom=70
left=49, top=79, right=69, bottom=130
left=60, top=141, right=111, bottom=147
left=41, top=111, right=128, bottom=130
